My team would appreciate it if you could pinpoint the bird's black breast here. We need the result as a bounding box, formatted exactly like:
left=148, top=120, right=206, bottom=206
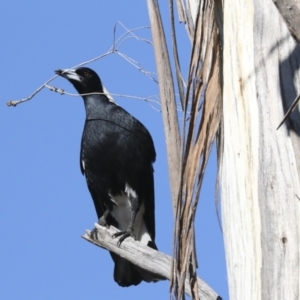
left=80, top=103, right=155, bottom=211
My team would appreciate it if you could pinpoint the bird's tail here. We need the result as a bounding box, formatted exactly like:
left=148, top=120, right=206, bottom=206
left=113, top=240, right=165, bottom=287
left=114, top=257, right=142, bottom=287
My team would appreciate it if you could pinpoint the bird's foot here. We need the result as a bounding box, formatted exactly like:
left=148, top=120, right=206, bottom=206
left=90, top=227, right=98, bottom=241
left=90, top=216, right=109, bottom=241
left=112, top=229, right=136, bottom=246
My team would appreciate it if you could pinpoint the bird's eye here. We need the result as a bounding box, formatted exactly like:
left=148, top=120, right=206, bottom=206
left=83, top=71, right=90, bottom=77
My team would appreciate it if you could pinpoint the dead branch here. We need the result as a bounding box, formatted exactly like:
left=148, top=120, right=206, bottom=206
left=82, top=224, right=222, bottom=300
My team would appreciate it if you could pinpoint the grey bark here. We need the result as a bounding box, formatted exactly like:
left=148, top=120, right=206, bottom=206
left=219, top=0, right=300, bottom=299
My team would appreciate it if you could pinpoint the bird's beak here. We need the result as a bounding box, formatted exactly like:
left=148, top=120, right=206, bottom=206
left=55, top=69, right=81, bottom=82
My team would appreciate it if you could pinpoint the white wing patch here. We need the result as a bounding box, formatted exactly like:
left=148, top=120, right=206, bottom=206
left=108, top=192, right=118, bottom=206
left=125, top=183, right=137, bottom=199
left=110, top=184, right=152, bottom=245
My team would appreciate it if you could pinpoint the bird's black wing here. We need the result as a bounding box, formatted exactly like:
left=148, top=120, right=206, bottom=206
left=110, top=104, right=156, bottom=242
left=108, top=104, right=156, bottom=162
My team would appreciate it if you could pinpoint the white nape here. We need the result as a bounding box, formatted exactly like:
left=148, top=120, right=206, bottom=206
left=103, top=86, right=117, bottom=104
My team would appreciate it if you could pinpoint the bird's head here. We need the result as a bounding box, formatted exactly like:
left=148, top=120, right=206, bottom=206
left=55, top=67, right=104, bottom=95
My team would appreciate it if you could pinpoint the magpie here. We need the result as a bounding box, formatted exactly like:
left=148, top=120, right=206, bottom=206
left=55, top=67, right=159, bottom=287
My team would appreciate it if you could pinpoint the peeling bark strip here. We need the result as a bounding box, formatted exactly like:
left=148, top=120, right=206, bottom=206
left=82, top=224, right=221, bottom=300
left=220, top=0, right=300, bottom=299
left=147, top=0, right=181, bottom=215
left=147, top=0, right=222, bottom=298
left=171, top=0, right=222, bottom=299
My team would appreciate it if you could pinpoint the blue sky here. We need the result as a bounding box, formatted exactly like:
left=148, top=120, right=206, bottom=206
left=1, top=1, right=228, bottom=299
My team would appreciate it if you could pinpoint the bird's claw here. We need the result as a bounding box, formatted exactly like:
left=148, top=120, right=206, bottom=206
left=89, top=216, right=109, bottom=241
left=90, top=227, right=98, bottom=241
left=112, top=229, right=136, bottom=246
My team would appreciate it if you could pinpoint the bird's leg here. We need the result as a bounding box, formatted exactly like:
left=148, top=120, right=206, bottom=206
left=112, top=196, right=139, bottom=246
left=90, top=209, right=110, bottom=240
left=99, top=209, right=110, bottom=227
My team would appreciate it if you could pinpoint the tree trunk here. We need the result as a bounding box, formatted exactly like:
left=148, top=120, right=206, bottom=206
left=219, top=0, right=300, bottom=299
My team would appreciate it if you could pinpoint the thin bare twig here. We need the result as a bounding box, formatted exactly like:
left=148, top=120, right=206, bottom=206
left=7, top=75, right=58, bottom=107
left=46, top=84, right=161, bottom=111
left=115, top=52, right=158, bottom=83
left=6, top=50, right=112, bottom=107
left=113, top=22, right=152, bottom=50
left=6, top=24, right=157, bottom=108
left=277, top=93, right=300, bottom=130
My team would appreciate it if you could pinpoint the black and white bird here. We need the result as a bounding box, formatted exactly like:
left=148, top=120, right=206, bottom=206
left=55, top=67, right=159, bottom=287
